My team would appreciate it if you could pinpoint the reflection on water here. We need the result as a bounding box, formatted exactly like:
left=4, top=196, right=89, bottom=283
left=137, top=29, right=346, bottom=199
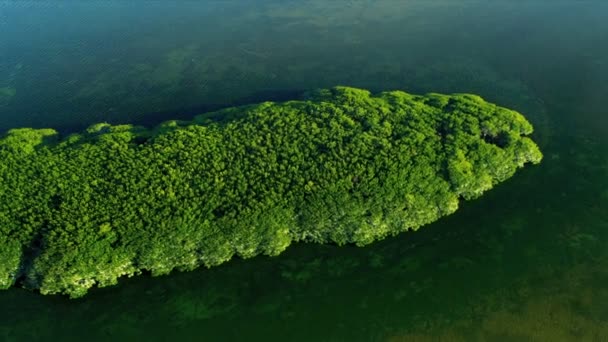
left=0, top=1, right=607, bottom=341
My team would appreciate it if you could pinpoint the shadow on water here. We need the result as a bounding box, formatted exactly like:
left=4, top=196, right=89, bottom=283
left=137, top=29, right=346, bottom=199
left=48, top=88, right=307, bottom=135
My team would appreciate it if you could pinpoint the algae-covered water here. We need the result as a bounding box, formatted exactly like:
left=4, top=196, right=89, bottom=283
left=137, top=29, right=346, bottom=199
left=1, top=1, right=607, bottom=341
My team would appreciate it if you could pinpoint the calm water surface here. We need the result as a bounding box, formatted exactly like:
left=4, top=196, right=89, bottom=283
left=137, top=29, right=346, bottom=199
left=1, top=1, right=607, bottom=341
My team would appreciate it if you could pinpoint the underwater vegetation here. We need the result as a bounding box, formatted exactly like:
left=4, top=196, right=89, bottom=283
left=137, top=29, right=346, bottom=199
left=0, top=86, right=541, bottom=297
left=0, top=87, right=16, bottom=108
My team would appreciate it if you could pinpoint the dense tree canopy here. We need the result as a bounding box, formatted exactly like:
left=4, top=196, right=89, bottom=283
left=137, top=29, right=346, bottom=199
left=0, top=87, right=542, bottom=297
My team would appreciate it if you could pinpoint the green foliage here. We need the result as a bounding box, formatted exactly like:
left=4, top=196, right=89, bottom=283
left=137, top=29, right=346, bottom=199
left=0, top=236, right=21, bottom=289
left=0, top=87, right=542, bottom=297
left=0, top=128, right=58, bottom=154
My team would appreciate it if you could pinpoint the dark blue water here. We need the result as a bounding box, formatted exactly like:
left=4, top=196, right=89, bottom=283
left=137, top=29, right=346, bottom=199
left=1, top=1, right=607, bottom=340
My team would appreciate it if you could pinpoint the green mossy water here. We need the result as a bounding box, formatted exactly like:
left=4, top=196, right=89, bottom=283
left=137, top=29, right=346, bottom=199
left=0, top=86, right=541, bottom=297
left=0, top=87, right=16, bottom=107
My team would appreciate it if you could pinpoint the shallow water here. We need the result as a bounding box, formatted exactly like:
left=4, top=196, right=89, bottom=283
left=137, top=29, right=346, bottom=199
left=1, top=1, right=607, bottom=341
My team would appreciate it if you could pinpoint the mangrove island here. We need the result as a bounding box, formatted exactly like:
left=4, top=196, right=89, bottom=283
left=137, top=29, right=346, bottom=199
left=0, top=86, right=542, bottom=297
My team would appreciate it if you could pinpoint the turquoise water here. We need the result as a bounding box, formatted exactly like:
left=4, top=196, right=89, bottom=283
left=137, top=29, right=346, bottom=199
left=1, top=1, right=607, bottom=340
